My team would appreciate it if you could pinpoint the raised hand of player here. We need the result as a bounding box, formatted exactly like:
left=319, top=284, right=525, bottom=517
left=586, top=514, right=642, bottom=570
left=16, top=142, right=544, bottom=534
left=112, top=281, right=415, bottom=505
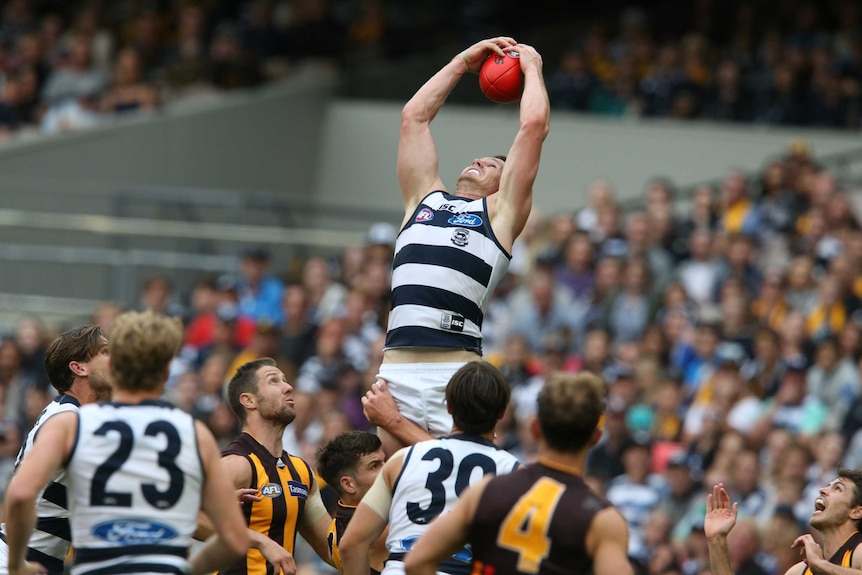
left=259, top=537, right=297, bottom=575
left=704, top=483, right=738, bottom=541
left=459, top=37, right=517, bottom=74
left=792, top=534, right=825, bottom=569
left=513, top=44, right=543, bottom=71
left=362, top=379, right=399, bottom=428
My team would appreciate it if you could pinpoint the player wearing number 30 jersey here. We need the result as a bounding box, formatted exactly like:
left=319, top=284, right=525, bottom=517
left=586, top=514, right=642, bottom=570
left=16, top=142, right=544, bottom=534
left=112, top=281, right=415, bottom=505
left=3, top=311, right=249, bottom=575
left=340, top=362, right=519, bottom=575
left=405, top=372, right=633, bottom=575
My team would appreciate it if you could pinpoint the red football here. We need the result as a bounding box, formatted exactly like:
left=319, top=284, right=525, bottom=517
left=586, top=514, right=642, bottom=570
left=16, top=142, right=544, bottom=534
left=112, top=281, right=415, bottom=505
left=479, top=51, right=523, bottom=104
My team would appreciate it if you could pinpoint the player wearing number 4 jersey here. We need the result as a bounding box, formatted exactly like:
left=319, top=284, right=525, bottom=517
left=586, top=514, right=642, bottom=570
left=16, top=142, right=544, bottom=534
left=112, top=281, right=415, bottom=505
left=405, top=372, right=633, bottom=575
left=3, top=311, right=249, bottom=575
left=340, top=362, right=519, bottom=575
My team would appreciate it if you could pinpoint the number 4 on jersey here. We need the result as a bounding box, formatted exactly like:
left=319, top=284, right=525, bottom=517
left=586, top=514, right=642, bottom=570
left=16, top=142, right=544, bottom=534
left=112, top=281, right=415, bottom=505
left=496, top=478, right=565, bottom=574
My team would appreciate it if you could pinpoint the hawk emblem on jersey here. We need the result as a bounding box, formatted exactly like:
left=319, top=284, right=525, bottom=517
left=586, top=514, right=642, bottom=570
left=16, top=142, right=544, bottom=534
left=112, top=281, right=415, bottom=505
left=416, top=208, right=434, bottom=222
left=451, top=228, right=470, bottom=247
left=287, top=480, right=308, bottom=499
left=261, top=483, right=283, bottom=498
left=92, top=520, right=178, bottom=544
left=448, top=214, right=482, bottom=227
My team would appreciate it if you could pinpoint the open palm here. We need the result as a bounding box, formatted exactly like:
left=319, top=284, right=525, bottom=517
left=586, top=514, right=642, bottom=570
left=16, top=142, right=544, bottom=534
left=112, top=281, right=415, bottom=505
left=704, top=483, right=738, bottom=540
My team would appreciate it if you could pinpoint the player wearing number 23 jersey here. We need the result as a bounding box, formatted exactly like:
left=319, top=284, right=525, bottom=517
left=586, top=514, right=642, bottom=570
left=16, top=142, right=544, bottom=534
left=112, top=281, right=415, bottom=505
left=339, top=362, right=518, bottom=575
left=404, top=372, right=633, bottom=575
left=3, top=312, right=249, bottom=575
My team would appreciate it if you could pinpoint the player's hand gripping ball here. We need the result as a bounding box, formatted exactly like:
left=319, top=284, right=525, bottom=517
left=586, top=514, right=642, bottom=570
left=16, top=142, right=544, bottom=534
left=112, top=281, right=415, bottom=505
left=479, top=50, right=523, bottom=104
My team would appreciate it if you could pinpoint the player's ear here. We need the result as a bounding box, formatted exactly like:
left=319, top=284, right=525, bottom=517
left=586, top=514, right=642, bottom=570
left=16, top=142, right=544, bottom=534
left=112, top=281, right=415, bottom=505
left=69, top=360, right=87, bottom=377
left=529, top=416, right=541, bottom=442
left=589, top=426, right=603, bottom=446
left=239, top=392, right=256, bottom=410
left=851, top=506, right=862, bottom=521
left=340, top=475, right=356, bottom=496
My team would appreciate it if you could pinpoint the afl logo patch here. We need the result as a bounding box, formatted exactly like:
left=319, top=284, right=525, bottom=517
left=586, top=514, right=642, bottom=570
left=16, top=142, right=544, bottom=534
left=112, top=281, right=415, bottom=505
left=415, top=208, right=434, bottom=222
left=451, top=228, right=470, bottom=247
left=260, top=483, right=283, bottom=498
left=448, top=214, right=482, bottom=227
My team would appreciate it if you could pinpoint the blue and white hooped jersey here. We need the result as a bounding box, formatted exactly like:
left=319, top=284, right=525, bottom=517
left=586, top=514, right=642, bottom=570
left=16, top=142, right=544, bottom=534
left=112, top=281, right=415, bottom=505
left=67, top=400, right=203, bottom=575
left=0, top=395, right=81, bottom=575
left=385, top=191, right=511, bottom=354
left=385, top=435, right=520, bottom=575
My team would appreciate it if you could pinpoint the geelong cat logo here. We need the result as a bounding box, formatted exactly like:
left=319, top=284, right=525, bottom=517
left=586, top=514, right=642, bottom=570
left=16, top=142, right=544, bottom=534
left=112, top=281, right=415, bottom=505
left=92, top=520, right=178, bottom=544
left=261, top=483, right=283, bottom=498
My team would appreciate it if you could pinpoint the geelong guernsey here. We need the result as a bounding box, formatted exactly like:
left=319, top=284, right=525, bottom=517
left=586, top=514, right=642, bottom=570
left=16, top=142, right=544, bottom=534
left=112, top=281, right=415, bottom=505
left=67, top=400, right=203, bottom=575
left=385, top=435, right=520, bottom=575
left=0, top=395, right=81, bottom=575
left=385, top=191, right=511, bottom=355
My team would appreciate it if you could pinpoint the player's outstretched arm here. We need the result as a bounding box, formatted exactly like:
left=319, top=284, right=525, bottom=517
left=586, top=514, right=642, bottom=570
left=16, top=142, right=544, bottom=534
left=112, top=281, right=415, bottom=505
left=190, top=422, right=250, bottom=575
left=492, top=43, right=550, bottom=252
left=704, top=483, right=739, bottom=575
left=4, top=411, right=77, bottom=575
left=398, top=37, right=517, bottom=216
left=404, top=477, right=489, bottom=575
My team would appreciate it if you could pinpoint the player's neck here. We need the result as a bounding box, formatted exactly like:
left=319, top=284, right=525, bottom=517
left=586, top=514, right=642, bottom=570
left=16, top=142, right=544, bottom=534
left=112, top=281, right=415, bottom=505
left=820, top=522, right=860, bottom=559
left=110, top=388, right=164, bottom=403
left=453, top=181, right=485, bottom=200
left=243, top=419, right=285, bottom=457
left=450, top=426, right=496, bottom=442
left=537, top=447, right=587, bottom=476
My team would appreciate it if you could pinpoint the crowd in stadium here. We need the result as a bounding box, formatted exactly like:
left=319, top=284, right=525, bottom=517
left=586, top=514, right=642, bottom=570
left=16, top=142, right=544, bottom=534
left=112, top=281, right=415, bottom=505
left=0, top=139, right=859, bottom=575
left=0, top=0, right=860, bottom=136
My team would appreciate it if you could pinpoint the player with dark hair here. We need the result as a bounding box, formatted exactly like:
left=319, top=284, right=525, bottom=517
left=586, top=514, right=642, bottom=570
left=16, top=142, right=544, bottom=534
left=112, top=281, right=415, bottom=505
left=4, top=311, right=249, bottom=575
left=341, top=361, right=520, bottom=575
left=316, top=431, right=386, bottom=575
left=404, top=372, right=632, bottom=575
left=375, top=36, right=550, bottom=453
left=0, top=325, right=112, bottom=575
left=706, top=469, right=862, bottom=575
left=212, top=357, right=334, bottom=575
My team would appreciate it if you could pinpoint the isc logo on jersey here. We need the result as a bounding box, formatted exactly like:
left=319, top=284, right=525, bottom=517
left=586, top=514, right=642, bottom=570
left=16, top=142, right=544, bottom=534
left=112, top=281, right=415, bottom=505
left=261, top=483, right=283, bottom=498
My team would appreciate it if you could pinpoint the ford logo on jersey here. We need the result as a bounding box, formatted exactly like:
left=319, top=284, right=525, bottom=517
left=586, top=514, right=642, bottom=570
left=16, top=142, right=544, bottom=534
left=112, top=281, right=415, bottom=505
left=287, top=480, right=308, bottom=499
left=448, top=214, right=482, bottom=227
left=261, top=483, right=283, bottom=498
left=93, top=520, right=178, bottom=544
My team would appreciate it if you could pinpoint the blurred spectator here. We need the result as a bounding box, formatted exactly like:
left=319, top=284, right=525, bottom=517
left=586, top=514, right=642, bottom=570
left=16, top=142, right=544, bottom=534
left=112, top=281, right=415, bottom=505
left=805, top=336, right=860, bottom=429
left=279, top=284, right=318, bottom=370
left=237, top=247, right=285, bottom=326
left=676, top=229, right=721, bottom=306
left=99, top=47, right=156, bottom=113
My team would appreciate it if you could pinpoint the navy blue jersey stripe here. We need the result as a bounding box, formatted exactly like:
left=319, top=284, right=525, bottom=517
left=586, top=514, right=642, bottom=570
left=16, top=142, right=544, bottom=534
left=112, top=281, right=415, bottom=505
left=0, top=532, right=65, bottom=575
left=36, top=517, right=71, bottom=541
left=42, top=481, right=68, bottom=509
left=385, top=326, right=481, bottom=354
left=74, top=562, right=185, bottom=575
left=393, top=244, right=492, bottom=286
left=75, top=546, right=188, bottom=563
left=391, top=286, right=483, bottom=327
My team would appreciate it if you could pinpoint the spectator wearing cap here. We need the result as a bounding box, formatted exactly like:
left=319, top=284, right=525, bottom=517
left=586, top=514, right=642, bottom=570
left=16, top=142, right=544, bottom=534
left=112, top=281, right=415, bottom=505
left=238, top=247, right=285, bottom=326
left=805, top=336, right=860, bottom=429
left=747, top=356, right=827, bottom=446
left=605, top=434, right=666, bottom=565
left=365, top=222, right=397, bottom=263
left=660, top=451, right=697, bottom=527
